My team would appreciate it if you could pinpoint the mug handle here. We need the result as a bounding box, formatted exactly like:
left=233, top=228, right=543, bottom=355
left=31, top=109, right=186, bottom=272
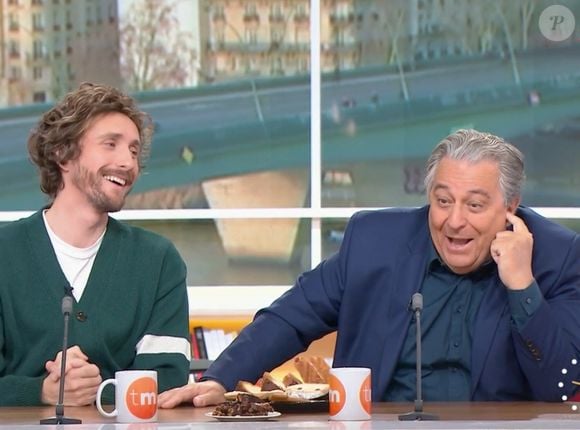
left=96, top=378, right=117, bottom=418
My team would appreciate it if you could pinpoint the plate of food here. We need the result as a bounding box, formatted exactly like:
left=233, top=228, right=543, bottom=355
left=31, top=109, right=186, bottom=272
left=207, top=393, right=282, bottom=421
left=205, top=411, right=282, bottom=422
left=223, top=358, right=332, bottom=414
left=270, top=382, right=329, bottom=413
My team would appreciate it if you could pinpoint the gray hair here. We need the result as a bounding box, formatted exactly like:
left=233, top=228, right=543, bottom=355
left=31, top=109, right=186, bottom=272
left=424, top=129, right=525, bottom=206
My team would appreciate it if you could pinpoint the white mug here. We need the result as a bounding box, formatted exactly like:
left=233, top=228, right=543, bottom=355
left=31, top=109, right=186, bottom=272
left=96, top=370, right=158, bottom=423
left=329, top=367, right=372, bottom=421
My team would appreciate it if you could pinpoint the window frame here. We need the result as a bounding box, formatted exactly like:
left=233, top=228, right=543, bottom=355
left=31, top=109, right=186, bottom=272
left=1, top=1, right=580, bottom=316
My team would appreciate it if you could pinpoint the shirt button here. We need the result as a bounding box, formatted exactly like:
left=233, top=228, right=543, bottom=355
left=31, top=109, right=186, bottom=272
left=456, top=306, right=463, bottom=313
left=453, top=342, right=460, bottom=347
left=76, top=311, right=87, bottom=322
left=525, top=297, right=532, bottom=304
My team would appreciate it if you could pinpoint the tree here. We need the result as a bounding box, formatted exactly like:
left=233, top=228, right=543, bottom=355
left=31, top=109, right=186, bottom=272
left=357, top=1, right=410, bottom=101
left=382, top=2, right=410, bottom=101
left=495, top=1, right=522, bottom=86
left=120, top=0, right=196, bottom=91
left=441, top=1, right=500, bottom=56
left=519, top=0, right=536, bottom=50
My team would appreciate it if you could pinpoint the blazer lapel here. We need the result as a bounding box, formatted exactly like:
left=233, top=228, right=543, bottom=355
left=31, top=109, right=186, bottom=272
left=470, top=275, right=508, bottom=397
left=376, top=222, right=431, bottom=397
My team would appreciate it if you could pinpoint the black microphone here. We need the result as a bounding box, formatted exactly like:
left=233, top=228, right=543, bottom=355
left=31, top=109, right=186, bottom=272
left=399, top=293, right=439, bottom=421
left=40, top=287, right=82, bottom=425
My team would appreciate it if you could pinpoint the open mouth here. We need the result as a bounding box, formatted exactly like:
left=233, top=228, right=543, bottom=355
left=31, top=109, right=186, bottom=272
left=103, top=175, right=128, bottom=187
left=446, top=236, right=473, bottom=250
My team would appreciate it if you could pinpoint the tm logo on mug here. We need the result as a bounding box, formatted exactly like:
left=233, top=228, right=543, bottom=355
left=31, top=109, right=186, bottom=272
left=96, top=370, right=158, bottom=423
left=125, top=377, right=157, bottom=419
left=329, top=367, right=371, bottom=421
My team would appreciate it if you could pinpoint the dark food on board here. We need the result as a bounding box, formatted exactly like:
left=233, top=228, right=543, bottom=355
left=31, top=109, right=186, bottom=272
left=212, top=393, right=275, bottom=416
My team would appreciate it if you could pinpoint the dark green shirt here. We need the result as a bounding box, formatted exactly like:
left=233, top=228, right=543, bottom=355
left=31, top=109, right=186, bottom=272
left=385, top=242, right=542, bottom=401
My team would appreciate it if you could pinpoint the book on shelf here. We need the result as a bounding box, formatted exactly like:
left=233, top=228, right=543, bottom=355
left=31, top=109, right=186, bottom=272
left=190, top=330, right=201, bottom=359
left=193, top=326, right=208, bottom=360
left=190, top=326, right=238, bottom=362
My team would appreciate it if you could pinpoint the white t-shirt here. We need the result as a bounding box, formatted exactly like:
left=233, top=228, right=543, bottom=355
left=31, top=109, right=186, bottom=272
left=43, top=211, right=105, bottom=301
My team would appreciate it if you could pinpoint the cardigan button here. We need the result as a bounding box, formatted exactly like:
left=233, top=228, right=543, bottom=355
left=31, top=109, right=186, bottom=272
left=76, top=311, right=87, bottom=322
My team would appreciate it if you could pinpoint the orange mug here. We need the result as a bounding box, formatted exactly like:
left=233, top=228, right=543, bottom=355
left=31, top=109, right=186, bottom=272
left=96, top=370, right=158, bottom=423
left=329, top=367, right=371, bottom=421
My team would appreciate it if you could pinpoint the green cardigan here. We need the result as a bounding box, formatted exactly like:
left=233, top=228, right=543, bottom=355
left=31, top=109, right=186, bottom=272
left=0, top=211, right=190, bottom=405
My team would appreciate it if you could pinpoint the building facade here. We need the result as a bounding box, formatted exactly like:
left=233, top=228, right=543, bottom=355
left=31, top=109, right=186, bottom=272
left=202, top=0, right=360, bottom=81
left=0, top=0, right=121, bottom=106
left=200, top=0, right=576, bottom=83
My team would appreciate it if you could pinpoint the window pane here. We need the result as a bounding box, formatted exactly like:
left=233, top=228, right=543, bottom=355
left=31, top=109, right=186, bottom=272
left=0, top=0, right=311, bottom=211
left=129, top=218, right=311, bottom=286
left=321, top=0, right=580, bottom=208
left=322, top=218, right=348, bottom=261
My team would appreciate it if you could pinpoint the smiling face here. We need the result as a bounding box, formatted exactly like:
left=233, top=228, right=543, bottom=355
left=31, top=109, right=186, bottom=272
left=62, top=112, right=141, bottom=213
left=428, top=157, right=519, bottom=274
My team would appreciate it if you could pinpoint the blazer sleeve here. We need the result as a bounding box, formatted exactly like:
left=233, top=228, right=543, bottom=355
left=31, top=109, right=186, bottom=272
left=512, top=233, right=580, bottom=401
left=203, top=212, right=363, bottom=390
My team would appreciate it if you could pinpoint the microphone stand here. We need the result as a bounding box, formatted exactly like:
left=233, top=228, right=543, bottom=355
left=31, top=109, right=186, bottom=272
left=41, top=292, right=82, bottom=425
left=399, top=293, right=439, bottom=421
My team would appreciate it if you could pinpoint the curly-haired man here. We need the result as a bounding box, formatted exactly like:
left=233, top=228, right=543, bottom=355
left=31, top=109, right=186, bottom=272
left=0, top=83, right=190, bottom=406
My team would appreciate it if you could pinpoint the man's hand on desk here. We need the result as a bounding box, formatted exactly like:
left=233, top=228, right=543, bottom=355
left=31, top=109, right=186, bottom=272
left=41, top=345, right=102, bottom=406
left=158, top=380, right=226, bottom=408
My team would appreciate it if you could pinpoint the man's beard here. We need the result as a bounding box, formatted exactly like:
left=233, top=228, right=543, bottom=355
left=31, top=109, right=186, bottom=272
left=71, top=164, right=133, bottom=213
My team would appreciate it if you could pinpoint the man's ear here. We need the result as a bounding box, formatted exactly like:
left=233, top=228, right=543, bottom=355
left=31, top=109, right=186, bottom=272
left=58, top=159, right=70, bottom=173
left=506, top=197, right=520, bottom=215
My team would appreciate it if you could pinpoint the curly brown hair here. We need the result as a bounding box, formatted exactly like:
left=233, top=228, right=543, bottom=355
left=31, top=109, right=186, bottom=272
left=27, top=82, right=153, bottom=199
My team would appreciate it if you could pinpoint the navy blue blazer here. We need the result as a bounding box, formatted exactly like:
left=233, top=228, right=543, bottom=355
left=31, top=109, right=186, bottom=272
left=205, top=206, right=580, bottom=401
